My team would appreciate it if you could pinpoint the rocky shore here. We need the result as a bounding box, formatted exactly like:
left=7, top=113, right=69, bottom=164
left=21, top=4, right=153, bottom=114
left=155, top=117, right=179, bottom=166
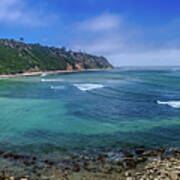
left=0, top=147, right=180, bottom=180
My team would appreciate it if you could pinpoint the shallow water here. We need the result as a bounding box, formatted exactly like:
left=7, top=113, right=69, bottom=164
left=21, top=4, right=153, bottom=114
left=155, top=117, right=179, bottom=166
left=1, top=68, right=180, bottom=155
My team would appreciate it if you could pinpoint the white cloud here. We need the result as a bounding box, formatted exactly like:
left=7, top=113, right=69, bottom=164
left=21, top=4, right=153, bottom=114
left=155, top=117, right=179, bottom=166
left=108, top=49, right=180, bottom=66
left=0, top=0, right=55, bottom=26
left=0, top=0, right=21, bottom=21
left=71, top=13, right=180, bottom=66
left=77, top=13, right=122, bottom=32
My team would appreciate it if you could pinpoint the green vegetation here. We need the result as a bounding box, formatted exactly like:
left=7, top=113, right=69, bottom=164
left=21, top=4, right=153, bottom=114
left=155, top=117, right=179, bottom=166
left=0, top=39, right=113, bottom=74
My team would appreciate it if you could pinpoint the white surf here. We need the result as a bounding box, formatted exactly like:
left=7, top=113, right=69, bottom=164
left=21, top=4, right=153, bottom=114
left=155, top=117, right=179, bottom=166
left=157, top=100, right=180, bottom=108
left=74, top=84, right=104, bottom=91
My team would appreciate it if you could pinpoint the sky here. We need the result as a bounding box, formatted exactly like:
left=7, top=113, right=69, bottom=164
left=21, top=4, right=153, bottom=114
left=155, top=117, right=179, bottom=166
left=0, top=0, right=180, bottom=66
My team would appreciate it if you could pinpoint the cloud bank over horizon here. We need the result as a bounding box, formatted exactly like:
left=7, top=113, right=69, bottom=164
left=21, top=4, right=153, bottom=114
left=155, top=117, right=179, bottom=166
left=71, top=13, right=180, bottom=66
left=0, top=0, right=180, bottom=66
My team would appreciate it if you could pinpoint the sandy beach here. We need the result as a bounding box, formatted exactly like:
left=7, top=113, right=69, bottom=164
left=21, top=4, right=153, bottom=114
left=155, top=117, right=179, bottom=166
left=0, top=68, right=111, bottom=79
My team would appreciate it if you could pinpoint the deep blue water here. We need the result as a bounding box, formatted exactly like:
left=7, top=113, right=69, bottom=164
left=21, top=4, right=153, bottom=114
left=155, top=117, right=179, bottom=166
left=1, top=68, right=180, bottom=154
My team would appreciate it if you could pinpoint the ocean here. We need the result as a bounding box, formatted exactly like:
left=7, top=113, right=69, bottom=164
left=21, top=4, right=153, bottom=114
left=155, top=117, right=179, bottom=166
left=1, top=68, right=180, bottom=155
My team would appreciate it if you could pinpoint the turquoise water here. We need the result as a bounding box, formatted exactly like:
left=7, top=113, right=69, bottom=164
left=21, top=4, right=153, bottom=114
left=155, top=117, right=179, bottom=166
left=1, top=68, right=180, bottom=154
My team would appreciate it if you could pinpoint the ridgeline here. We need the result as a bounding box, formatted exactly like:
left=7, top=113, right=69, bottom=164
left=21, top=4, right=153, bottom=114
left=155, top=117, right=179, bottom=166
left=0, top=38, right=113, bottom=74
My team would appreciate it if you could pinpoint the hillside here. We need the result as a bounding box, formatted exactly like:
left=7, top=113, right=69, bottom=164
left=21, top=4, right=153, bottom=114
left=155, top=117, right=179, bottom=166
left=0, top=39, right=113, bottom=74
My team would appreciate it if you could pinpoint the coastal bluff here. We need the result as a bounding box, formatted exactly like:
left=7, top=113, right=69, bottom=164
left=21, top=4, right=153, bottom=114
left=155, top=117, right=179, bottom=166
left=0, top=38, right=113, bottom=74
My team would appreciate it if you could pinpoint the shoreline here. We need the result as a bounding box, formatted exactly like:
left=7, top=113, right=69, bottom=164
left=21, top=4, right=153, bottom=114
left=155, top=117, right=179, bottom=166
left=0, top=147, right=179, bottom=179
left=0, top=68, right=112, bottom=79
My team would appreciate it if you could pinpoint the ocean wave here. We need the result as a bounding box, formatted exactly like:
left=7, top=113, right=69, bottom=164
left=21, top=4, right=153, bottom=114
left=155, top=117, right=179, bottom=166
left=50, top=86, right=65, bottom=90
left=74, top=84, right=104, bottom=91
left=40, top=73, right=47, bottom=77
left=157, top=100, right=180, bottom=108
left=41, top=79, right=64, bottom=82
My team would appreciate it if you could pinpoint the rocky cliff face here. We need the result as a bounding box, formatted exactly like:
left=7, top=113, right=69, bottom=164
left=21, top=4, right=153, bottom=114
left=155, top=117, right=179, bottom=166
left=0, top=39, right=113, bottom=74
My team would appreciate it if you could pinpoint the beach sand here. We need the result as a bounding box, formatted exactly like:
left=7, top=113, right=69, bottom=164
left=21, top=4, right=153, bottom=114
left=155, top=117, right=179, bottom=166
left=0, top=68, right=111, bottom=79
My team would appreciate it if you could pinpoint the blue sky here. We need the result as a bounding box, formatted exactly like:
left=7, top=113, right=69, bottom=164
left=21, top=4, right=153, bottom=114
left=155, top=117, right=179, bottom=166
left=0, top=0, right=180, bottom=66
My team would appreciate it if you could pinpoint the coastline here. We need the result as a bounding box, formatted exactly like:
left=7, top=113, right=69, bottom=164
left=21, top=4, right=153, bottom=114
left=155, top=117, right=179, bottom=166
left=0, top=68, right=179, bottom=180
left=0, top=68, right=112, bottom=79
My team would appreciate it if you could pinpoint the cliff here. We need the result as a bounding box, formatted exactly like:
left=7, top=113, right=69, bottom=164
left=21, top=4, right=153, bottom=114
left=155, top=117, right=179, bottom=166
left=0, top=39, right=113, bottom=74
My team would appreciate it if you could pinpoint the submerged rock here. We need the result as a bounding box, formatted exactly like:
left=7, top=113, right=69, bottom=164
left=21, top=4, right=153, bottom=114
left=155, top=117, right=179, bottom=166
left=101, top=164, right=113, bottom=174
left=3, top=153, right=13, bottom=158
left=135, top=148, right=145, bottom=155
left=72, top=164, right=80, bottom=172
left=23, top=161, right=30, bottom=166
left=0, top=150, right=4, bottom=155
left=124, top=158, right=137, bottom=169
left=44, top=160, right=54, bottom=166
left=136, top=157, right=147, bottom=163
left=123, top=151, right=134, bottom=158
left=142, top=150, right=158, bottom=157
left=96, top=154, right=108, bottom=161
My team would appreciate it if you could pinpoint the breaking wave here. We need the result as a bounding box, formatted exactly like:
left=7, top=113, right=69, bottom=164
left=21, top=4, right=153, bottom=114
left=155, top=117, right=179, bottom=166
left=157, top=100, right=180, bottom=108
left=50, top=86, right=65, bottom=90
left=41, top=73, right=47, bottom=77
left=41, top=79, right=64, bottom=82
left=74, top=84, right=104, bottom=91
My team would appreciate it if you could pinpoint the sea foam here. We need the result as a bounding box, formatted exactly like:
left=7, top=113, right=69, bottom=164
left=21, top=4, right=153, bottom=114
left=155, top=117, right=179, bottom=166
left=41, top=79, right=64, bottom=82
left=157, top=100, right=180, bottom=108
left=50, top=86, right=65, bottom=90
left=41, top=73, right=47, bottom=77
left=74, top=84, right=104, bottom=91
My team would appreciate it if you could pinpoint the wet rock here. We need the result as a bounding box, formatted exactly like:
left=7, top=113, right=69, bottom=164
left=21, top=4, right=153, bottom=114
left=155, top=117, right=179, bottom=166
left=33, top=165, right=39, bottom=170
left=36, top=173, right=41, bottom=177
left=30, top=160, right=35, bottom=165
left=3, top=153, right=27, bottom=160
left=173, top=150, right=180, bottom=154
left=125, top=171, right=131, bottom=177
left=25, top=155, right=30, bottom=159
left=102, top=164, right=113, bottom=174
left=44, top=160, right=49, bottom=164
left=2, top=147, right=180, bottom=180
left=3, top=153, right=13, bottom=158
left=123, top=151, right=133, bottom=158
left=32, top=169, right=37, bottom=174
left=68, top=154, right=76, bottom=161
left=82, top=161, right=90, bottom=171
left=96, top=154, right=108, bottom=161
left=124, top=158, right=137, bottom=169
left=116, top=160, right=123, bottom=166
left=12, top=154, right=25, bottom=160
left=135, top=148, right=145, bottom=155
left=142, top=150, right=158, bottom=157
left=72, top=164, right=80, bottom=172
left=44, top=160, right=54, bottom=166
left=115, top=167, right=122, bottom=173
left=32, top=157, right=37, bottom=161
left=24, top=161, right=30, bottom=166
left=0, top=150, right=4, bottom=155
left=157, top=147, right=165, bottom=153
left=136, top=157, right=147, bottom=163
